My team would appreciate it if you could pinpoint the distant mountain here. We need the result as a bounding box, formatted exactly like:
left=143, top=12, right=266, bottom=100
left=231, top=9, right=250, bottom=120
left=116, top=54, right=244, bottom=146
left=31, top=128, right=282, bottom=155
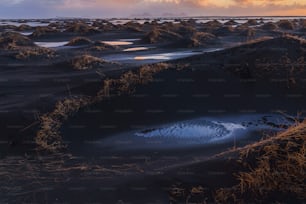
left=130, top=12, right=187, bottom=18
left=130, top=12, right=152, bottom=18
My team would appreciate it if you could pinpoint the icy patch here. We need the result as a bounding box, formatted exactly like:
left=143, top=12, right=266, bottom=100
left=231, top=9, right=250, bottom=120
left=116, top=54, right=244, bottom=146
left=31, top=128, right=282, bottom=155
left=134, top=51, right=199, bottom=61
left=35, top=41, right=68, bottom=48
left=135, top=120, right=246, bottom=143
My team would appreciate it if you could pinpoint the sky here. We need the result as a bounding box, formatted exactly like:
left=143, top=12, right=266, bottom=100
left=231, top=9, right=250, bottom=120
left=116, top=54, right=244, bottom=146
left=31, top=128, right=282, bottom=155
left=0, top=0, right=305, bottom=18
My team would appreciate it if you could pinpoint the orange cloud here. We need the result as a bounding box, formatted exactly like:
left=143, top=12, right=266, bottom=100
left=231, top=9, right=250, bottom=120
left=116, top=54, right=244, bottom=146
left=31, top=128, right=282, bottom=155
left=2, top=0, right=306, bottom=18
left=268, top=8, right=306, bottom=16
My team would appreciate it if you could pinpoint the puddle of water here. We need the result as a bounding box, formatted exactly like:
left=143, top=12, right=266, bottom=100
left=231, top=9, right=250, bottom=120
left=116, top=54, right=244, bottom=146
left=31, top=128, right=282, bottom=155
left=134, top=55, right=169, bottom=60
left=35, top=41, right=68, bottom=48
left=196, top=20, right=212, bottom=24
left=0, top=21, right=51, bottom=27
left=96, top=114, right=292, bottom=151
left=134, top=51, right=198, bottom=61
left=119, top=38, right=140, bottom=42
left=103, top=48, right=223, bottom=65
left=102, top=41, right=133, bottom=46
left=123, top=47, right=150, bottom=52
left=134, top=49, right=221, bottom=61
left=19, top=32, right=33, bottom=36
left=135, top=120, right=246, bottom=142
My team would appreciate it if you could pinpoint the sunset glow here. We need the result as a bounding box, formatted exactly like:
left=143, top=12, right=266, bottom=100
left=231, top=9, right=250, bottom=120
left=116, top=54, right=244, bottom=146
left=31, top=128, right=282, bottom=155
left=0, top=0, right=305, bottom=18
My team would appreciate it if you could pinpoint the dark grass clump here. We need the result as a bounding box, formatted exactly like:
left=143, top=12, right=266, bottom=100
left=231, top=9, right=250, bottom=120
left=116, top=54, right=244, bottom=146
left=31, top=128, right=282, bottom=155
left=261, top=22, right=279, bottom=31
left=16, top=24, right=33, bottom=31
left=142, top=27, right=183, bottom=44
left=86, top=41, right=119, bottom=51
left=243, top=19, right=259, bottom=26
left=214, top=121, right=306, bottom=203
left=36, top=97, right=91, bottom=151
left=66, top=37, right=93, bottom=46
left=0, top=32, right=34, bottom=50
left=65, top=22, right=99, bottom=35
left=224, top=20, right=238, bottom=26
left=213, top=26, right=235, bottom=36
left=15, top=47, right=55, bottom=60
left=36, top=63, right=189, bottom=152
left=31, top=26, right=59, bottom=38
left=277, top=20, right=295, bottom=30
left=70, top=54, right=106, bottom=70
left=142, top=26, right=215, bottom=48
left=0, top=32, right=55, bottom=60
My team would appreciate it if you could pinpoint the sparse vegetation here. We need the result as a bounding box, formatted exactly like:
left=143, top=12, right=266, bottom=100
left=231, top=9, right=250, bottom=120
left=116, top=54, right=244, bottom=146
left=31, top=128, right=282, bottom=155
left=15, top=47, right=55, bottom=60
left=31, top=26, right=59, bottom=37
left=213, top=26, right=235, bottom=36
left=86, top=41, right=118, bottom=51
left=66, top=37, right=93, bottom=46
left=70, top=55, right=106, bottom=70
left=214, top=120, right=306, bottom=203
left=244, top=19, right=258, bottom=26
left=0, top=32, right=56, bottom=60
left=261, top=22, right=279, bottom=31
left=0, top=32, right=34, bottom=50
left=224, top=20, right=238, bottom=26
left=278, top=20, right=295, bottom=30
left=16, top=24, right=32, bottom=31
left=36, top=62, right=189, bottom=151
left=36, top=96, right=91, bottom=151
left=189, top=32, right=216, bottom=47
left=65, top=22, right=99, bottom=34
left=143, top=27, right=183, bottom=44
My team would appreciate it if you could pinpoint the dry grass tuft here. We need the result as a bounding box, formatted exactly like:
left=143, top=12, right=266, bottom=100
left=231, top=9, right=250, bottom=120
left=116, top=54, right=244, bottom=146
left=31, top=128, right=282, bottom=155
left=143, top=28, right=183, bottom=44
left=277, top=20, right=295, bottom=30
left=0, top=32, right=56, bottom=60
left=0, top=32, right=34, bottom=50
left=15, top=47, right=55, bottom=60
left=70, top=54, right=106, bottom=70
left=36, top=62, right=189, bottom=151
left=86, top=41, right=118, bottom=51
left=16, top=24, right=32, bottom=31
left=31, top=26, right=59, bottom=38
left=36, top=97, right=91, bottom=151
left=261, top=22, right=279, bottom=31
left=214, top=121, right=306, bottom=203
left=189, top=32, right=216, bottom=47
left=66, top=37, right=93, bottom=46
left=65, top=22, right=99, bottom=34
left=116, top=63, right=175, bottom=93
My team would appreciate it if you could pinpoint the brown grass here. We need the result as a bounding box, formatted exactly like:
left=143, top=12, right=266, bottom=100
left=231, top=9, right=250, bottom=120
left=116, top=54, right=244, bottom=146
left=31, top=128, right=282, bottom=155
left=31, top=26, right=59, bottom=38
left=278, top=20, right=295, bottom=30
left=86, top=41, right=118, bottom=51
left=65, top=22, right=99, bottom=34
left=189, top=32, right=216, bottom=47
left=143, top=28, right=183, bottom=44
left=0, top=32, right=56, bottom=60
left=261, top=22, right=279, bottom=31
left=243, top=36, right=273, bottom=45
left=0, top=32, right=34, bottom=50
left=36, top=62, right=189, bottom=152
left=70, top=54, right=106, bottom=70
left=214, top=121, right=306, bottom=203
left=15, top=47, right=55, bottom=60
left=16, top=24, right=32, bottom=31
left=66, top=37, right=93, bottom=46
left=36, top=97, right=91, bottom=151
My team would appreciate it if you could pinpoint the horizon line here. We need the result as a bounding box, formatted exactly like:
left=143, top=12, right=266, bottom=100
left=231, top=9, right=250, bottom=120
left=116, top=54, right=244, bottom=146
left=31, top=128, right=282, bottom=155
left=1, top=15, right=306, bottom=20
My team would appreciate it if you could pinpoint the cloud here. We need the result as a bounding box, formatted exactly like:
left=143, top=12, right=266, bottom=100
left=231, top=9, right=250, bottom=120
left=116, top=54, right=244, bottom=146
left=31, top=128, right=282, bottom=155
left=0, top=0, right=306, bottom=18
